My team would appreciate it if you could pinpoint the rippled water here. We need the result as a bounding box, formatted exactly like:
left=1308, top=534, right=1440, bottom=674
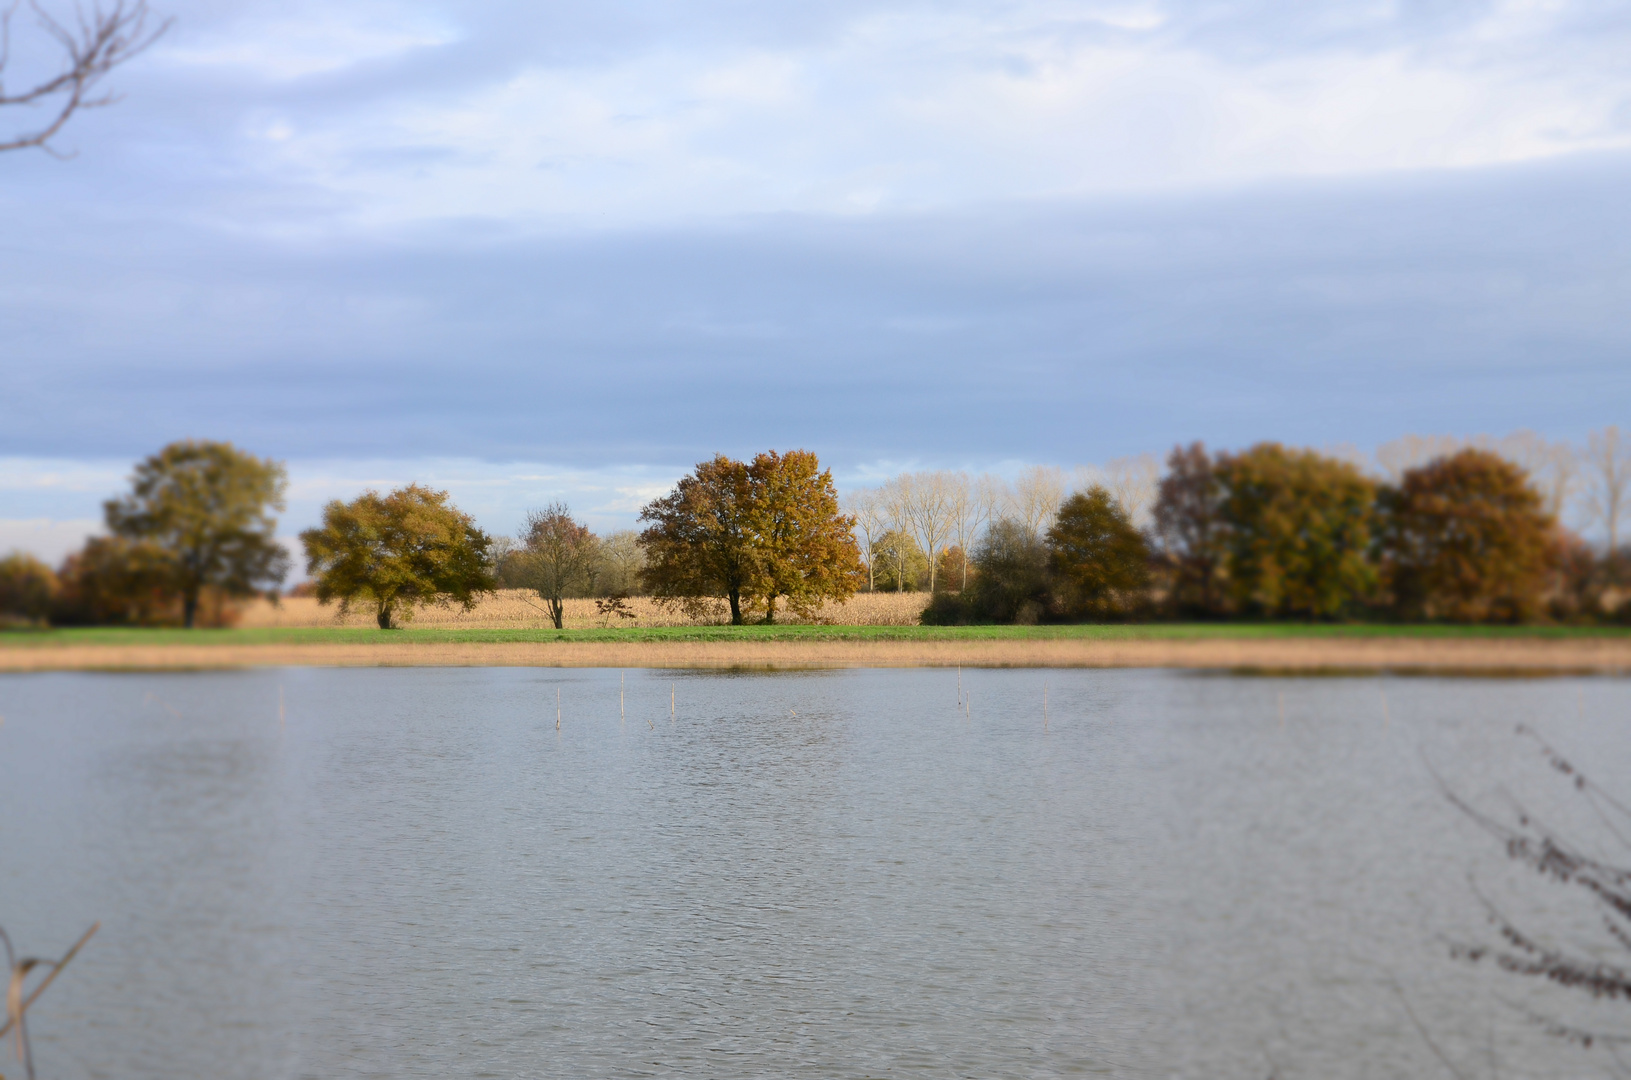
left=2, top=667, right=1628, bottom=1078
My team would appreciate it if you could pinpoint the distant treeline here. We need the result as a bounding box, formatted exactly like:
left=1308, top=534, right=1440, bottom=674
left=1, top=431, right=1627, bottom=629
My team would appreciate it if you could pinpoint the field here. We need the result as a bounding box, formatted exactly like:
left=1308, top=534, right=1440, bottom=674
left=237, top=590, right=932, bottom=629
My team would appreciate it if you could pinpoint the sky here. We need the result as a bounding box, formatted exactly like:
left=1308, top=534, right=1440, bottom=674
left=1, top=0, right=1627, bottom=560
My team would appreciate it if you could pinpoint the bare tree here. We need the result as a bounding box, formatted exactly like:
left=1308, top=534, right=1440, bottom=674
left=1088, top=454, right=1162, bottom=528
left=1, top=0, right=169, bottom=155
left=894, top=471, right=956, bottom=592
left=1496, top=430, right=1579, bottom=523
left=1376, top=434, right=1472, bottom=482
left=596, top=529, right=645, bottom=596
left=1585, top=426, right=1631, bottom=557
left=1009, top=465, right=1066, bottom=540
left=843, top=487, right=886, bottom=592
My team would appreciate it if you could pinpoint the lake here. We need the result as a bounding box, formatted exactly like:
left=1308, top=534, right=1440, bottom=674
left=2, top=667, right=1627, bottom=1078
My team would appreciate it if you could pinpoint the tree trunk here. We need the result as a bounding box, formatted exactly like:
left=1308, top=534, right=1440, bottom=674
left=182, top=588, right=199, bottom=629
left=727, top=588, right=742, bottom=625
left=764, top=595, right=776, bottom=625
left=548, top=595, right=564, bottom=630
left=376, top=601, right=394, bottom=630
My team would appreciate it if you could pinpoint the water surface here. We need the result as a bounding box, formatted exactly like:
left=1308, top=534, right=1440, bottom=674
left=2, top=668, right=1627, bottom=1078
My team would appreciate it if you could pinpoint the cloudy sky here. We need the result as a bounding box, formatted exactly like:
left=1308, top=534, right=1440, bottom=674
left=1, top=0, right=1626, bottom=558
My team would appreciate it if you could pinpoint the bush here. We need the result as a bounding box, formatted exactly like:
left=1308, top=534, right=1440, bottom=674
left=51, top=537, right=178, bottom=626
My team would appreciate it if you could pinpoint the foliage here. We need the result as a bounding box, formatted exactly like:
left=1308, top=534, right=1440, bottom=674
left=639, top=454, right=759, bottom=624
left=50, top=536, right=177, bottom=626
left=638, top=451, right=861, bottom=624
left=0, top=552, right=58, bottom=625
left=1378, top=448, right=1558, bottom=622
left=934, top=545, right=968, bottom=593
left=871, top=530, right=927, bottom=592
left=513, top=503, right=598, bottom=629
left=924, top=519, right=1054, bottom=625
left=104, top=440, right=290, bottom=628
left=1152, top=442, right=1228, bottom=616
left=746, top=449, right=864, bottom=623
left=300, top=485, right=495, bottom=629
left=1214, top=443, right=1377, bottom=619
left=1046, top=486, right=1150, bottom=618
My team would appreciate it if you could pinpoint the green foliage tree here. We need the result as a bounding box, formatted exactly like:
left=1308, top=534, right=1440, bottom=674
left=1214, top=443, right=1377, bottom=619
left=300, top=485, right=495, bottom=629
left=514, top=502, right=598, bottom=629
left=0, top=552, right=59, bottom=624
left=1378, top=448, right=1558, bottom=622
left=104, top=440, right=290, bottom=627
left=965, top=519, right=1052, bottom=623
left=1047, top=486, right=1150, bottom=617
left=747, top=449, right=863, bottom=623
left=870, top=529, right=927, bottom=592
left=1152, top=442, right=1228, bottom=615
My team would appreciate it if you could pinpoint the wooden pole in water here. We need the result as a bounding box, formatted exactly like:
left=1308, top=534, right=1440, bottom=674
left=557, top=686, right=561, bottom=731
left=957, top=666, right=962, bottom=706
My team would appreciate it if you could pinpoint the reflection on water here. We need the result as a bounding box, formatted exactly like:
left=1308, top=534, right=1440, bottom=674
left=1, top=668, right=1627, bottom=1078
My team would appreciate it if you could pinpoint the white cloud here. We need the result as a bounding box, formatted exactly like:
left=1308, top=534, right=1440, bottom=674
left=217, top=0, right=1631, bottom=227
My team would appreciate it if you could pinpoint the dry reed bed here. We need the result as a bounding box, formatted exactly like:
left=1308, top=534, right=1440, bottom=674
left=238, top=590, right=931, bottom=629
left=5, top=636, right=1630, bottom=672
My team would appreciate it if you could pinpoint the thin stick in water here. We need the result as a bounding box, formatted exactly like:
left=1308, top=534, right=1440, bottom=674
left=556, top=686, right=561, bottom=731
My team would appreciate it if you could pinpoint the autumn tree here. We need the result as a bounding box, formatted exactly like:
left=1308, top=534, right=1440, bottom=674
left=512, top=503, right=598, bottom=629
left=747, top=450, right=863, bottom=622
left=1152, top=442, right=1227, bottom=615
left=1378, top=448, right=1557, bottom=622
left=638, top=455, right=758, bottom=624
left=300, top=485, right=495, bottom=629
left=104, top=440, right=290, bottom=628
left=1214, top=443, right=1377, bottom=619
left=1047, top=486, right=1150, bottom=618
left=0, top=552, right=58, bottom=624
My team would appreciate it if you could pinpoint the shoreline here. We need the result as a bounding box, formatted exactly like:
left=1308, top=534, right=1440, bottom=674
left=2, top=636, right=1629, bottom=672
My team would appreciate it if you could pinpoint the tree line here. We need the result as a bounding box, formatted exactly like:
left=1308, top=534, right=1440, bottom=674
left=1, top=431, right=1627, bottom=628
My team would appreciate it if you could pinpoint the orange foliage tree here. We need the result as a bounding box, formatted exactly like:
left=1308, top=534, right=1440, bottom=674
left=1378, top=448, right=1558, bottom=622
